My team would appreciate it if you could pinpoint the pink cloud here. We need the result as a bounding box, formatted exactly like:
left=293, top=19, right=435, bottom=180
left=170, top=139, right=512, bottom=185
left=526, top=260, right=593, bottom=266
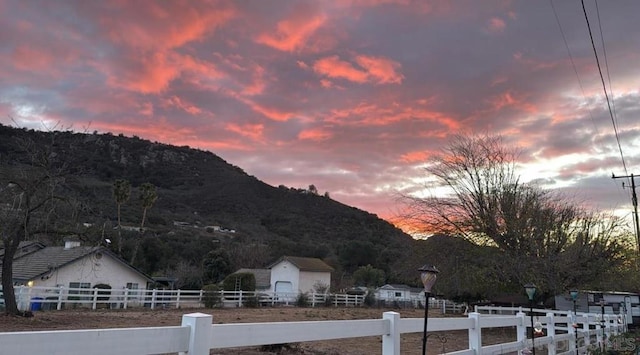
left=355, top=55, right=404, bottom=84
left=163, top=96, right=202, bottom=115
left=487, top=17, right=506, bottom=33
left=298, top=128, right=333, bottom=141
left=400, top=151, right=430, bottom=163
left=255, top=3, right=327, bottom=52
left=226, top=123, right=264, bottom=141
left=313, top=55, right=369, bottom=83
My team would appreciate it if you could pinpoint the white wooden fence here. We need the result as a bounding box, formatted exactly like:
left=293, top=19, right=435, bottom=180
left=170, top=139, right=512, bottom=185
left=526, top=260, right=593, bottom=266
left=1, top=285, right=365, bottom=311
left=0, top=309, right=625, bottom=355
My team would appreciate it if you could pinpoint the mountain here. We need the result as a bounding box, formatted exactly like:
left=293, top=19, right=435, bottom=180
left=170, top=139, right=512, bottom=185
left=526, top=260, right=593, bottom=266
left=0, top=124, right=420, bottom=288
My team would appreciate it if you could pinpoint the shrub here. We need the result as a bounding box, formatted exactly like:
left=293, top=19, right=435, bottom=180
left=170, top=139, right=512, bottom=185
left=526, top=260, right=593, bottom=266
left=296, top=292, right=309, bottom=307
left=222, top=273, right=256, bottom=292
left=243, top=295, right=259, bottom=308
left=202, top=284, right=221, bottom=308
left=363, top=290, right=376, bottom=307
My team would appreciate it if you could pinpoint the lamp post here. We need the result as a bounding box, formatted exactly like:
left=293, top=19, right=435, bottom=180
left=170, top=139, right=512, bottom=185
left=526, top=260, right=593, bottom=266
left=570, top=290, right=579, bottom=351
left=524, top=283, right=537, bottom=355
left=599, top=298, right=606, bottom=352
left=419, top=264, right=439, bottom=355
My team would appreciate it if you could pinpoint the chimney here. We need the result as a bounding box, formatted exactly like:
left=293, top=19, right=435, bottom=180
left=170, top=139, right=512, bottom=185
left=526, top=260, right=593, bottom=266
left=64, top=240, right=81, bottom=249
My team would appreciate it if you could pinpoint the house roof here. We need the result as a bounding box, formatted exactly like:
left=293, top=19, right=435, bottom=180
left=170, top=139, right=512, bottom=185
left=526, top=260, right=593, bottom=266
left=267, top=256, right=334, bottom=272
left=377, top=284, right=411, bottom=291
left=0, top=240, right=45, bottom=261
left=235, top=268, right=271, bottom=289
left=0, top=245, right=154, bottom=283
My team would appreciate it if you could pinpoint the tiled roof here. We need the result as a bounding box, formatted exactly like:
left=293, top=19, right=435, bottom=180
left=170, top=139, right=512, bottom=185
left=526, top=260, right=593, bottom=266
left=0, top=240, right=45, bottom=261
left=0, top=245, right=154, bottom=283
left=268, top=256, right=334, bottom=272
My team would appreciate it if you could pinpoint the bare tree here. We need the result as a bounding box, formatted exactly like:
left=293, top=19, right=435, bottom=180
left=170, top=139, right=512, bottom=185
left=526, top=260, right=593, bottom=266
left=1, top=135, right=68, bottom=315
left=400, top=134, right=631, bottom=295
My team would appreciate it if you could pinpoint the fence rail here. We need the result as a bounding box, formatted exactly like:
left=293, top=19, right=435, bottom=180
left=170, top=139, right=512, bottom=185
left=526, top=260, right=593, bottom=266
left=0, top=309, right=625, bottom=355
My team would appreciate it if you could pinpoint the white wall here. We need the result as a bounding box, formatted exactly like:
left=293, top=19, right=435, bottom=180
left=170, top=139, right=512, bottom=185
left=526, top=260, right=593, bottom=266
left=269, top=260, right=300, bottom=293
left=31, top=251, right=149, bottom=290
left=299, top=271, right=331, bottom=294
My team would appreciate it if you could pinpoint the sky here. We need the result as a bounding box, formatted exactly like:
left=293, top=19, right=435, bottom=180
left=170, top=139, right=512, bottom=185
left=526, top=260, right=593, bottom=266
left=1, top=0, right=640, bottom=232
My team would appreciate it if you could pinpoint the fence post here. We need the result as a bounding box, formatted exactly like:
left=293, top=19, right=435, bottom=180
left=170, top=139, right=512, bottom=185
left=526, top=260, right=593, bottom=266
left=123, top=288, right=129, bottom=309
left=468, top=312, right=482, bottom=354
left=569, top=313, right=577, bottom=354
left=546, top=312, right=556, bottom=355
left=176, top=289, right=181, bottom=309
left=151, top=289, right=157, bottom=310
left=92, top=288, right=99, bottom=310
left=382, top=311, right=400, bottom=355
left=516, top=311, right=527, bottom=355
left=582, top=314, right=590, bottom=350
left=180, top=312, right=212, bottom=355
left=57, top=285, right=64, bottom=310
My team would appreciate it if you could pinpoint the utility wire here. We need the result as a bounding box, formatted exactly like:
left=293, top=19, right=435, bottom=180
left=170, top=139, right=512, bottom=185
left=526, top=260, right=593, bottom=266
left=581, top=0, right=629, bottom=176
left=594, top=0, right=619, bottom=125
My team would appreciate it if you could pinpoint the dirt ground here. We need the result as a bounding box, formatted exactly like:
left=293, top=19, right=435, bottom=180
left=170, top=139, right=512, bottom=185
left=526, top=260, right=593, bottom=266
left=0, top=306, right=515, bottom=354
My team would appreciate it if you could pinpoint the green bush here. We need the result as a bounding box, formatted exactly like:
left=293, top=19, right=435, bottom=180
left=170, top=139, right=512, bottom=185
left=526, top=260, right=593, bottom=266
left=222, top=273, right=256, bottom=291
left=363, top=290, right=376, bottom=307
left=202, top=284, right=221, bottom=308
left=243, top=295, right=259, bottom=308
left=296, top=292, right=309, bottom=307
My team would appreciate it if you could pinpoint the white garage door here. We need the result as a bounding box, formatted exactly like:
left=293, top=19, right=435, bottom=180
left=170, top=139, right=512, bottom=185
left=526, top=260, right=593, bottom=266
left=275, top=281, right=293, bottom=293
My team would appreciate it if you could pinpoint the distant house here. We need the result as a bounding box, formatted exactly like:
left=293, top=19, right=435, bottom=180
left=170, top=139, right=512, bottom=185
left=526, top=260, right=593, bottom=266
left=1, top=240, right=154, bottom=294
left=267, top=256, right=334, bottom=294
left=375, top=284, right=412, bottom=302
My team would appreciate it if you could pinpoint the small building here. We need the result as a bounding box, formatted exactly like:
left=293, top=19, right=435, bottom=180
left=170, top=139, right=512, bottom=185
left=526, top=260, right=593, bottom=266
left=555, top=290, right=640, bottom=325
left=234, top=268, right=272, bottom=291
left=267, top=256, right=333, bottom=294
left=1, top=241, right=154, bottom=308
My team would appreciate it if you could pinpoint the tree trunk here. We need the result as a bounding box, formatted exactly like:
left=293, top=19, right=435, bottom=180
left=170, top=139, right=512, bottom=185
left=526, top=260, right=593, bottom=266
left=1, top=236, right=20, bottom=315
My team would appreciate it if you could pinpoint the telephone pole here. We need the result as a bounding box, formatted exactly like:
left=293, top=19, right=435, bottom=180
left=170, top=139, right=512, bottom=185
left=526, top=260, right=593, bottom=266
left=612, top=173, right=640, bottom=254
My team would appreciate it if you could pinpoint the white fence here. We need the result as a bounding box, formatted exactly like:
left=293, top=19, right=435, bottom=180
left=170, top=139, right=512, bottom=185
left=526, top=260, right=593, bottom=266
left=0, top=285, right=365, bottom=311
left=0, top=308, right=625, bottom=355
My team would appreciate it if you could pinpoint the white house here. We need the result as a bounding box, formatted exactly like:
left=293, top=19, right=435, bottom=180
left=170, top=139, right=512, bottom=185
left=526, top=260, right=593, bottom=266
left=2, top=241, right=154, bottom=300
left=267, top=256, right=333, bottom=294
left=375, top=284, right=413, bottom=302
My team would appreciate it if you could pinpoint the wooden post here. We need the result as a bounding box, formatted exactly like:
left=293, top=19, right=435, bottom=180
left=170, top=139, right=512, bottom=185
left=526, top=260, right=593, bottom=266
left=151, top=289, right=157, bottom=310
left=92, top=288, right=99, bottom=310
left=382, top=311, right=400, bottom=355
left=57, top=285, right=64, bottom=310
left=468, top=312, right=482, bottom=354
left=569, top=313, right=577, bottom=354
left=176, top=289, right=181, bottom=309
left=582, top=314, right=590, bottom=349
left=123, top=288, right=129, bottom=309
left=180, top=312, right=212, bottom=355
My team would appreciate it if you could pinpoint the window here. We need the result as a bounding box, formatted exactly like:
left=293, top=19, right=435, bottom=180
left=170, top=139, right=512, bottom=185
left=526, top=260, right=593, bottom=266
left=395, top=292, right=402, bottom=298
left=126, top=282, right=139, bottom=297
left=68, top=282, right=91, bottom=301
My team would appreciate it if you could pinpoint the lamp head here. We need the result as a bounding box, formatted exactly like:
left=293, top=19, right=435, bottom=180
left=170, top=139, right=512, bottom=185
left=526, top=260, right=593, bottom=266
left=570, top=290, right=579, bottom=301
left=418, top=264, right=439, bottom=293
left=524, top=283, right=537, bottom=301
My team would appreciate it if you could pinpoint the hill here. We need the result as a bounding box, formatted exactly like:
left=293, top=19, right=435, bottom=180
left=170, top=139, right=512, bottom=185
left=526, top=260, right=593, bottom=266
left=0, top=124, right=421, bottom=289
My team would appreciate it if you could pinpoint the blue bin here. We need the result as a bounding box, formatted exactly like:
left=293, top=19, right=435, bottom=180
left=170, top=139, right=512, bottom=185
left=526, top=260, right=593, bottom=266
left=30, top=297, right=43, bottom=311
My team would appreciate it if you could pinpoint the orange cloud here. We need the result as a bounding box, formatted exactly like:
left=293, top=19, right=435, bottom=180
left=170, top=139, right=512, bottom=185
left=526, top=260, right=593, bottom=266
left=355, top=55, right=404, bottom=84
left=313, top=55, right=404, bottom=85
left=400, top=151, right=430, bottom=163
left=298, top=128, right=333, bottom=141
left=255, top=3, right=327, bottom=52
left=486, top=90, right=537, bottom=113
left=313, top=55, right=369, bottom=83
left=226, top=123, right=264, bottom=141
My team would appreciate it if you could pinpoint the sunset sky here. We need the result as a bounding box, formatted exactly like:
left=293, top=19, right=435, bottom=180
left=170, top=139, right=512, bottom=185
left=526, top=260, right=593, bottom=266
left=1, top=1, right=640, bottom=230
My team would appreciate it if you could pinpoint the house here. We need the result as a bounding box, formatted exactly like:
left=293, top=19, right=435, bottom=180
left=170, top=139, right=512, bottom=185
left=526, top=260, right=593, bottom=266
left=267, top=256, right=334, bottom=294
left=1, top=240, right=154, bottom=295
left=375, top=284, right=413, bottom=302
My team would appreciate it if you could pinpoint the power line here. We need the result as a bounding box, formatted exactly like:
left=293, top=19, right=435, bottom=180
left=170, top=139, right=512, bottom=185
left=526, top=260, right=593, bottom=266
left=580, top=0, right=629, bottom=175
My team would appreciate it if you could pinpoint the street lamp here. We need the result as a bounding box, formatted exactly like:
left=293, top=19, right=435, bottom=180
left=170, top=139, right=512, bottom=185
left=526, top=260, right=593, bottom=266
left=570, top=290, right=579, bottom=349
left=419, top=264, right=439, bottom=355
left=524, top=283, right=537, bottom=355
left=599, top=298, right=606, bottom=352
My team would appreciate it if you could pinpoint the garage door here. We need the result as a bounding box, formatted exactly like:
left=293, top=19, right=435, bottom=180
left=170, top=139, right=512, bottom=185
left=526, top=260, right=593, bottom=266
left=275, top=281, right=293, bottom=293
